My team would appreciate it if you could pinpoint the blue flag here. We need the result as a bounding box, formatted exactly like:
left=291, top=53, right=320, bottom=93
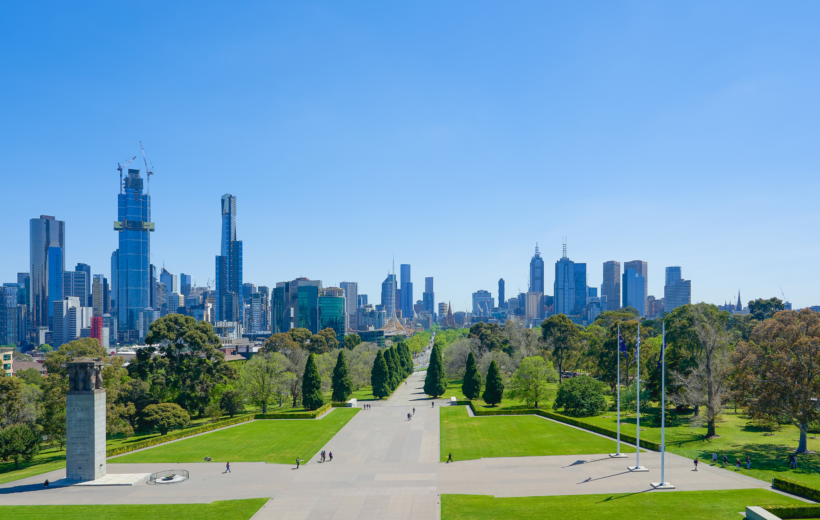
left=618, top=332, right=627, bottom=353
left=657, top=336, right=666, bottom=371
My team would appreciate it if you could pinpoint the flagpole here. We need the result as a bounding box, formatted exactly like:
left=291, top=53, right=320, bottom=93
left=629, top=322, right=647, bottom=471
left=610, top=323, right=626, bottom=458
left=653, top=321, right=674, bottom=488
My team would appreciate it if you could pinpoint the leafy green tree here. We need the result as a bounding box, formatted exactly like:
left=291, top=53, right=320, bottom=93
left=461, top=351, right=482, bottom=400
left=370, top=350, right=390, bottom=399
left=102, top=357, right=136, bottom=437
left=621, top=380, right=652, bottom=417
left=482, top=360, right=504, bottom=406
left=508, top=356, right=558, bottom=408
left=204, top=401, right=224, bottom=423
left=14, top=368, right=43, bottom=387
left=469, top=323, right=512, bottom=355
left=343, top=334, right=361, bottom=350
left=318, top=328, right=339, bottom=351
left=402, top=344, right=414, bottom=375
left=44, top=337, right=107, bottom=377
left=307, top=333, right=328, bottom=355
left=239, top=351, right=293, bottom=414
left=554, top=375, right=608, bottom=416
left=542, top=314, right=580, bottom=383
left=38, top=376, right=66, bottom=449
left=748, top=297, right=785, bottom=321
left=385, top=348, right=398, bottom=389
left=219, top=389, right=245, bottom=418
left=263, top=333, right=299, bottom=353
left=287, top=328, right=313, bottom=348
left=38, top=344, right=52, bottom=353
left=0, top=377, right=23, bottom=427
left=0, top=423, right=41, bottom=469
left=424, top=344, right=447, bottom=398
left=301, top=353, right=324, bottom=410
left=331, top=350, right=353, bottom=402
left=141, top=403, right=190, bottom=435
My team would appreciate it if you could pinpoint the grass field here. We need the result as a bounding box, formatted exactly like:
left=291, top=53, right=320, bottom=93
left=0, top=499, right=267, bottom=520
left=443, top=379, right=546, bottom=410
left=441, top=489, right=802, bottom=520
left=111, top=408, right=359, bottom=464
left=439, top=406, right=618, bottom=462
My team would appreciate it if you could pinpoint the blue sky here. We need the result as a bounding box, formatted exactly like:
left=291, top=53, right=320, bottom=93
left=1, top=1, right=819, bottom=310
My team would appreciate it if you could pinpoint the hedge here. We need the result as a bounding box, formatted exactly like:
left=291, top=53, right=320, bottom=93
left=331, top=402, right=350, bottom=408
left=452, top=400, right=471, bottom=406
left=761, top=504, right=820, bottom=519
left=106, top=415, right=253, bottom=457
left=254, top=403, right=331, bottom=419
left=772, top=477, right=820, bottom=502
left=467, top=403, right=661, bottom=451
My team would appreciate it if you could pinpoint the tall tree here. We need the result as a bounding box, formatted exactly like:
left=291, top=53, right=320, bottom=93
left=385, top=348, right=398, bottom=389
left=239, top=351, right=293, bottom=414
left=371, top=350, right=390, bottom=399
left=482, top=360, right=504, bottom=406
left=748, top=297, right=785, bottom=321
left=541, top=314, right=580, bottom=383
left=508, top=356, right=558, bottom=408
left=0, top=423, right=41, bottom=470
left=318, top=328, right=339, bottom=351
left=461, top=351, right=482, bottom=400
left=424, top=344, right=447, bottom=398
left=0, top=377, right=24, bottom=428
left=301, top=353, right=324, bottom=410
left=331, top=350, right=353, bottom=402
left=343, top=334, right=361, bottom=350
left=733, top=309, right=820, bottom=453
left=263, top=333, right=299, bottom=353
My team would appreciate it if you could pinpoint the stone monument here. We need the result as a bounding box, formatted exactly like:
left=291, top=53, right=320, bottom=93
left=66, top=357, right=106, bottom=481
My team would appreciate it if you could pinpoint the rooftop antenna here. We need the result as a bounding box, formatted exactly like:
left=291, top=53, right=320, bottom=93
left=562, top=236, right=567, bottom=258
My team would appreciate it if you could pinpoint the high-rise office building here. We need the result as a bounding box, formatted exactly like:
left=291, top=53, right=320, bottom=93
left=257, top=286, right=270, bottom=331
left=498, top=278, right=505, bottom=309
left=381, top=273, right=397, bottom=318
left=75, top=263, right=92, bottom=306
left=92, top=275, right=106, bottom=317
left=319, top=293, right=345, bottom=341
left=624, top=260, right=647, bottom=313
left=400, top=264, right=413, bottom=320
left=30, top=215, right=65, bottom=330
left=148, top=264, right=157, bottom=309
left=114, top=168, right=154, bottom=335
left=215, top=194, right=243, bottom=323
left=472, top=290, right=494, bottom=315
left=180, top=273, right=192, bottom=296
left=602, top=261, right=621, bottom=311
left=0, top=285, right=19, bottom=345
left=272, top=278, right=323, bottom=334
left=160, top=268, right=177, bottom=295
left=339, top=282, right=358, bottom=332
left=525, top=292, right=541, bottom=324
left=530, top=244, right=544, bottom=293
left=63, top=271, right=88, bottom=309
left=438, top=302, right=448, bottom=318
left=422, top=277, right=435, bottom=319
left=47, top=246, right=64, bottom=327
left=554, top=246, right=587, bottom=317
left=110, top=250, right=119, bottom=311
left=358, top=294, right=368, bottom=307
left=664, top=266, right=691, bottom=313
left=622, top=268, right=647, bottom=316
left=53, top=296, right=92, bottom=348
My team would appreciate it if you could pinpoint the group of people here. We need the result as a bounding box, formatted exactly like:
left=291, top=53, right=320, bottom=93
left=701, top=453, right=752, bottom=470
left=320, top=450, right=332, bottom=463
left=407, top=407, right=416, bottom=421
left=363, top=404, right=372, bottom=410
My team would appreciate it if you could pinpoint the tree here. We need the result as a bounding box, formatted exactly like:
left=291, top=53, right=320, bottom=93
left=141, top=403, right=190, bottom=435
left=384, top=348, right=398, bottom=389
left=508, top=356, right=558, bottom=408
left=482, top=360, right=504, bottom=406
left=370, top=350, right=390, bottom=399
left=288, top=328, right=313, bottom=348
left=541, top=314, right=580, bottom=384
left=621, top=380, right=651, bottom=417
left=44, top=337, right=107, bottom=377
left=307, top=334, right=328, bottom=355
left=239, top=351, right=293, bottom=414
left=0, top=377, right=23, bottom=428
left=343, top=334, right=361, bottom=350
left=318, top=328, right=339, bottom=351
left=283, top=346, right=308, bottom=407
left=301, top=353, right=324, bottom=410
left=401, top=343, right=414, bottom=375
left=263, top=333, right=299, bottom=353
left=38, top=344, right=52, bottom=353
left=331, top=351, right=353, bottom=402
left=461, top=352, right=482, bottom=400
left=748, top=297, right=785, bottom=321
left=424, top=344, right=447, bottom=398
left=204, top=401, right=224, bottom=423
left=554, top=375, right=607, bottom=416
left=443, top=339, right=477, bottom=379
left=470, top=322, right=512, bottom=355
left=220, top=389, right=245, bottom=418
left=733, top=309, right=820, bottom=453
left=39, top=376, right=66, bottom=449
left=0, top=423, right=41, bottom=469
left=102, top=357, right=136, bottom=437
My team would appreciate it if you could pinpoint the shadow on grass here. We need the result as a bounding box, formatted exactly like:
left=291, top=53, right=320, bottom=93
left=686, top=442, right=820, bottom=475
left=597, top=489, right=654, bottom=502
left=0, top=450, right=65, bottom=476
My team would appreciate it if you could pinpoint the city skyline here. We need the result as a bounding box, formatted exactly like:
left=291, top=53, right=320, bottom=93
left=2, top=3, right=819, bottom=309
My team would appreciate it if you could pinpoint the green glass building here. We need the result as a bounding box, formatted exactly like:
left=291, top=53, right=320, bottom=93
left=319, top=295, right=345, bottom=342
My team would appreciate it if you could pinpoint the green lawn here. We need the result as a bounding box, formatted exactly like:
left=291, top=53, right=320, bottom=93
left=0, top=499, right=267, bottom=520
left=440, top=406, right=618, bottom=462
left=442, top=489, right=802, bottom=520
left=444, top=379, right=545, bottom=410
left=111, top=408, right=359, bottom=464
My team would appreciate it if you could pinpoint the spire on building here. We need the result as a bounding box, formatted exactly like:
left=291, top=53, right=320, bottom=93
left=535, top=243, right=540, bottom=257
left=737, top=291, right=742, bottom=311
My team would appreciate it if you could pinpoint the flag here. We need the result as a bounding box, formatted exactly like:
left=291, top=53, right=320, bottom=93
left=618, top=332, right=627, bottom=353
left=658, top=335, right=666, bottom=371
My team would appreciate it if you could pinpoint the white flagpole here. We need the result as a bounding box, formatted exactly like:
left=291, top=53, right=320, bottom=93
left=653, top=321, right=674, bottom=488
left=629, top=322, right=647, bottom=471
left=611, top=324, right=626, bottom=458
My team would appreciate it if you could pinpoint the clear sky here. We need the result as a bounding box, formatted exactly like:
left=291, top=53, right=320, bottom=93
left=2, top=1, right=819, bottom=310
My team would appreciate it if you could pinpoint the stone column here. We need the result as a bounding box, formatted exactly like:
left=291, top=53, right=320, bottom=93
left=66, top=357, right=106, bottom=481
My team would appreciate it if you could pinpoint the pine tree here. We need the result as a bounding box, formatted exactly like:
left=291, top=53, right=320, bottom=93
left=385, top=348, right=399, bottom=389
left=482, top=360, right=505, bottom=406
left=395, top=344, right=408, bottom=376
left=371, top=350, right=390, bottom=399
left=424, top=344, right=448, bottom=397
left=301, top=353, right=324, bottom=410
left=331, top=350, right=353, bottom=403
left=402, top=344, right=414, bottom=376
left=462, top=351, right=482, bottom=400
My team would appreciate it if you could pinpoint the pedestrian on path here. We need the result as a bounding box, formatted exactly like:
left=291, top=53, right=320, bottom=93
left=712, top=453, right=718, bottom=465
left=746, top=455, right=751, bottom=469
left=722, top=454, right=728, bottom=467
left=447, top=453, right=454, bottom=463
left=736, top=458, right=741, bottom=470
left=225, top=462, right=231, bottom=473
left=407, top=413, right=411, bottom=421
left=693, top=458, right=698, bottom=471
left=296, top=458, right=302, bottom=469
left=413, top=408, right=415, bottom=415
left=432, top=402, right=435, bottom=408
left=329, top=451, right=333, bottom=462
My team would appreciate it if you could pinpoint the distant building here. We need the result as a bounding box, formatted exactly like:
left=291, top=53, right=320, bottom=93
left=525, top=292, right=542, bottom=325
left=53, top=296, right=92, bottom=348
left=622, top=268, right=647, bottom=316
left=272, top=278, right=322, bottom=333
left=530, top=244, right=545, bottom=293
left=438, top=302, right=449, bottom=319
left=30, top=215, right=65, bottom=330
left=423, top=277, right=435, bottom=319
left=75, top=263, right=92, bottom=306
left=358, top=294, right=368, bottom=307
left=179, top=273, right=192, bottom=296
left=400, top=264, right=413, bottom=323
left=472, top=290, right=494, bottom=316
left=63, top=270, right=88, bottom=309
left=319, top=293, right=345, bottom=341
left=664, top=266, right=691, bottom=313
left=215, top=194, right=243, bottom=324
left=91, top=275, right=108, bottom=317
left=624, top=261, right=647, bottom=314
left=340, top=282, right=358, bottom=331
left=646, top=295, right=664, bottom=317
left=554, top=245, right=586, bottom=318
left=498, top=278, right=505, bottom=309
left=381, top=274, right=397, bottom=318
left=138, top=308, right=160, bottom=342
left=602, top=261, right=621, bottom=311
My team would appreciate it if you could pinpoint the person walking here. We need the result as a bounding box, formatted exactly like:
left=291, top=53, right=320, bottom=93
left=432, top=402, right=435, bottom=408
left=447, top=453, right=454, bottom=463
left=722, top=454, right=728, bottom=467
left=736, top=458, right=741, bottom=470
left=712, top=453, right=718, bottom=465
left=329, top=451, right=333, bottom=462
left=413, top=408, right=415, bottom=415
left=296, top=457, right=302, bottom=469
left=693, top=458, right=698, bottom=471
left=225, top=462, right=231, bottom=473
left=746, top=455, right=751, bottom=469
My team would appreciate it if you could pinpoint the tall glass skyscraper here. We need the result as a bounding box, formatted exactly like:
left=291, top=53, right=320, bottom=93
left=215, top=194, right=243, bottom=323
left=47, top=246, right=64, bottom=326
left=554, top=248, right=587, bottom=317
left=114, top=168, right=154, bottom=334
left=381, top=273, right=397, bottom=318
left=422, top=277, right=435, bottom=316
left=529, top=244, right=544, bottom=293
left=400, top=264, right=413, bottom=319
left=319, top=294, right=345, bottom=341
left=30, top=215, right=65, bottom=330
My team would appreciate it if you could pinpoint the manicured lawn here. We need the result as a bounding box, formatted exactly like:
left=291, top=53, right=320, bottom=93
left=439, top=406, right=618, bottom=462
left=442, top=489, right=802, bottom=520
left=350, top=385, right=381, bottom=401
left=111, top=408, right=359, bottom=464
left=0, top=499, right=267, bottom=520
left=443, top=379, right=546, bottom=410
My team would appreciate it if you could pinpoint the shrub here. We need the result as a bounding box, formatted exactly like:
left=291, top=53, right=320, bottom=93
left=772, top=477, right=820, bottom=502
left=554, top=375, right=608, bottom=417
left=219, top=389, right=245, bottom=418
left=141, top=403, right=190, bottom=435
left=762, top=504, right=820, bottom=519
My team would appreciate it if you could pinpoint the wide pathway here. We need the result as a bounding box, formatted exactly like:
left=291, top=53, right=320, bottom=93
left=0, top=371, right=781, bottom=519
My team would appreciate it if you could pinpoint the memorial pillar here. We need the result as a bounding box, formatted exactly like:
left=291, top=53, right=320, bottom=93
left=66, top=357, right=106, bottom=481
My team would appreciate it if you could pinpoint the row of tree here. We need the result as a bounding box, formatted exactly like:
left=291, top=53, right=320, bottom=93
left=370, top=343, right=414, bottom=399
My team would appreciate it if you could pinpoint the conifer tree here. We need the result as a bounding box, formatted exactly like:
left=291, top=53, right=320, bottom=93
left=402, top=344, right=414, bottom=376
left=331, top=350, right=353, bottom=403
left=301, top=353, right=324, bottom=410
left=424, top=344, right=447, bottom=398
left=371, top=350, right=390, bottom=399
left=395, top=344, right=408, bottom=376
left=386, top=348, right=399, bottom=389
left=482, top=360, right=504, bottom=406
left=462, top=351, right=482, bottom=400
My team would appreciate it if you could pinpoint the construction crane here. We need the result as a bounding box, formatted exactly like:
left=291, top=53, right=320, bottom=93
left=781, top=286, right=788, bottom=305
left=117, top=156, right=137, bottom=193
left=139, top=141, right=155, bottom=193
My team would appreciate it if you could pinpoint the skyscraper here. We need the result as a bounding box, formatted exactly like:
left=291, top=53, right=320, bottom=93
left=622, top=268, right=647, bottom=316
left=498, top=278, right=505, bottom=309
left=180, top=273, right=192, bottom=296
left=624, top=260, right=647, bottom=313
left=339, top=282, right=358, bottom=332
left=381, top=273, right=397, bottom=318
left=399, top=264, right=413, bottom=319
left=75, top=263, right=92, bottom=306
left=258, top=286, right=270, bottom=331
left=30, top=215, right=65, bottom=330
left=115, top=168, right=154, bottom=336
left=602, top=261, right=621, bottom=311
left=554, top=246, right=587, bottom=317
left=472, top=290, right=494, bottom=315
left=160, top=268, right=177, bottom=295
left=63, top=271, right=88, bottom=309
left=664, top=266, right=691, bottom=313
left=422, top=277, right=435, bottom=317
left=529, top=244, right=544, bottom=293
left=215, top=194, right=243, bottom=323
left=319, top=292, right=345, bottom=341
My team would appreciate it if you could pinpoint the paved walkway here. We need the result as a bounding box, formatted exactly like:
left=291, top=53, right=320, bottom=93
left=0, top=371, right=784, bottom=518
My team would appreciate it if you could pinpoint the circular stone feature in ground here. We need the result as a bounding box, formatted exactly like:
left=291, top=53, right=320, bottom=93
left=147, top=469, right=190, bottom=485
